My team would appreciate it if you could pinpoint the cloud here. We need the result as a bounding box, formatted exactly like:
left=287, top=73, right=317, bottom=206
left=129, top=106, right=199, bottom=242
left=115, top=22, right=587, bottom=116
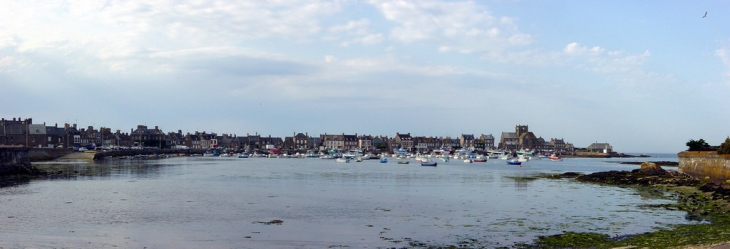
left=367, top=0, right=531, bottom=53
left=564, top=42, right=650, bottom=74
left=328, top=19, right=384, bottom=46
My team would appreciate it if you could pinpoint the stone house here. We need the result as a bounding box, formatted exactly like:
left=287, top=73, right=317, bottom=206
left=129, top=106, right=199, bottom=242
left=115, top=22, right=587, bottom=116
left=479, top=134, right=495, bottom=150
left=394, top=132, right=413, bottom=151
left=587, top=142, right=612, bottom=153
left=460, top=134, right=475, bottom=149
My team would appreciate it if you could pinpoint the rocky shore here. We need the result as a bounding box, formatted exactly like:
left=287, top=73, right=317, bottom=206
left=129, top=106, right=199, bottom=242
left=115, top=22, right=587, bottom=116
left=529, top=162, right=730, bottom=249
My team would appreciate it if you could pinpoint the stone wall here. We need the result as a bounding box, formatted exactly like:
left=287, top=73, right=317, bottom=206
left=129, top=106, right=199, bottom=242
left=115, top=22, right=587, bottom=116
left=0, top=147, right=32, bottom=175
left=28, top=148, right=74, bottom=162
left=677, top=151, right=730, bottom=184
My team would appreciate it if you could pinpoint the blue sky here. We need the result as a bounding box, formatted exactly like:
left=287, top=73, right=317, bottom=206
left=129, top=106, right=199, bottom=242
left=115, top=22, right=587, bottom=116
left=1, top=0, right=728, bottom=153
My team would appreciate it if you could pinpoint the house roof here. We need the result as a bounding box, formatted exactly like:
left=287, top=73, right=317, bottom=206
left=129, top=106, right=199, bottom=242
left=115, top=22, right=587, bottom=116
left=501, top=132, right=519, bottom=139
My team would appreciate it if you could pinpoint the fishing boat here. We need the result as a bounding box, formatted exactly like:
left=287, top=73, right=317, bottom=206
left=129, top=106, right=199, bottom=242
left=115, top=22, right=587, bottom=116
left=421, top=161, right=437, bottom=167
left=507, top=159, right=522, bottom=165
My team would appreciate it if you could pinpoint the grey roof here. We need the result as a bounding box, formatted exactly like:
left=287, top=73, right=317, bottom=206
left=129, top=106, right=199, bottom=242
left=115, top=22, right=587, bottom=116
left=501, top=132, right=519, bottom=139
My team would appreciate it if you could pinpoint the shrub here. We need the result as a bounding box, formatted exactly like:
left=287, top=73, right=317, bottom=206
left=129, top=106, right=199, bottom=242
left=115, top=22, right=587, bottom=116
left=687, top=139, right=711, bottom=151
left=718, top=137, right=730, bottom=154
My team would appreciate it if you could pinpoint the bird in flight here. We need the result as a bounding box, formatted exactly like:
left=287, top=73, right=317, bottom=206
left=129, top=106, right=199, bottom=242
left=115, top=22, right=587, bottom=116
left=703, top=11, right=707, bottom=18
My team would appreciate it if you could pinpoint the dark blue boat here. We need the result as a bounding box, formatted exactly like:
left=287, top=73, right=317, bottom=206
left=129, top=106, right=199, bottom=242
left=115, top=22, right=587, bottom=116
left=506, top=159, right=521, bottom=165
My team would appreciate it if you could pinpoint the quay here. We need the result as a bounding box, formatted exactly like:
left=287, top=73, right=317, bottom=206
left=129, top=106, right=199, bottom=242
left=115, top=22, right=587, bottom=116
left=92, top=149, right=207, bottom=160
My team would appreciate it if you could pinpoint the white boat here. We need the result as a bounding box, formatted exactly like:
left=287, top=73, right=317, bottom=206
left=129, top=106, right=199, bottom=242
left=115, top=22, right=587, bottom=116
left=463, top=159, right=472, bottom=163
left=336, top=158, right=350, bottom=163
left=343, top=149, right=363, bottom=159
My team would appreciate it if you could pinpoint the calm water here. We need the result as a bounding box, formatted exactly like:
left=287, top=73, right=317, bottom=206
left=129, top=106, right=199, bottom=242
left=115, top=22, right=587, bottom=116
left=0, top=153, right=693, bottom=248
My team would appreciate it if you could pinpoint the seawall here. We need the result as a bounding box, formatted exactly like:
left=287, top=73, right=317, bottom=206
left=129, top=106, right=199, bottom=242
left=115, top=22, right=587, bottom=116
left=677, top=151, right=730, bottom=184
left=0, top=147, right=33, bottom=175
left=28, top=148, right=74, bottom=162
left=93, top=149, right=207, bottom=160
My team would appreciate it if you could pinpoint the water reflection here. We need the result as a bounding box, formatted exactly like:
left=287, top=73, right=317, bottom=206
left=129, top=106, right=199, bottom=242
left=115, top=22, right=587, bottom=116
left=31, top=157, right=172, bottom=179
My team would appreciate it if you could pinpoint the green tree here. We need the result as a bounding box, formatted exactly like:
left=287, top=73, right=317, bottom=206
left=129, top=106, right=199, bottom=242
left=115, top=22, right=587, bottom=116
left=686, top=139, right=710, bottom=151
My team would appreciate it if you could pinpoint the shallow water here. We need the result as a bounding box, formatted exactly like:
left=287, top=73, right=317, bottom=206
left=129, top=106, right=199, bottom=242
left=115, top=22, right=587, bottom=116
left=0, top=153, right=694, bottom=248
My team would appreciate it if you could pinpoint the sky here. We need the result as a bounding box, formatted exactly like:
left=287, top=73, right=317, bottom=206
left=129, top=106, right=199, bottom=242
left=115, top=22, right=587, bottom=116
left=1, top=0, right=728, bottom=153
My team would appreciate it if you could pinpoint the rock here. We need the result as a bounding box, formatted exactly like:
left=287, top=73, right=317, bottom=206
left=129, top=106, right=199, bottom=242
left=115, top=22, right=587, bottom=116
left=638, top=162, right=666, bottom=176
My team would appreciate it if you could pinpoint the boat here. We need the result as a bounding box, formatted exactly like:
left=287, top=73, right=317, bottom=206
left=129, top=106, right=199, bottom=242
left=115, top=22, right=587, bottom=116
left=473, top=158, right=487, bottom=162
left=343, top=149, right=363, bottom=159
left=336, top=158, right=350, bottom=163
left=463, top=159, right=472, bottom=163
left=421, top=161, right=438, bottom=167
left=397, top=161, right=409, bottom=164
left=380, top=157, right=388, bottom=163
left=548, top=154, right=562, bottom=161
left=237, top=154, right=249, bottom=158
left=507, top=159, right=522, bottom=165
left=439, top=157, right=450, bottom=162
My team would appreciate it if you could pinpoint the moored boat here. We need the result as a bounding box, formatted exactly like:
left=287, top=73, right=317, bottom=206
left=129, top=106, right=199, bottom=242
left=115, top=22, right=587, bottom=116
left=421, top=161, right=438, bottom=166
left=380, top=157, right=388, bottom=163
left=507, top=159, right=522, bottom=165
left=548, top=154, right=562, bottom=161
left=397, top=161, right=409, bottom=164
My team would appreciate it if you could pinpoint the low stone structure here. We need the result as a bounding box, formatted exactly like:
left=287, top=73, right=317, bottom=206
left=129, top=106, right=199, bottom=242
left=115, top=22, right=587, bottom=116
left=0, top=147, right=33, bottom=175
left=28, top=148, right=74, bottom=161
left=678, top=151, right=730, bottom=184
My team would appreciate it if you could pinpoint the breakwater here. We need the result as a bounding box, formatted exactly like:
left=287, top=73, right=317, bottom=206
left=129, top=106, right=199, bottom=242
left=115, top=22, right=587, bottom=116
left=93, top=149, right=207, bottom=160
left=0, top=147, right=33, bottom=175
left=678, top=151, right=730, bottom=184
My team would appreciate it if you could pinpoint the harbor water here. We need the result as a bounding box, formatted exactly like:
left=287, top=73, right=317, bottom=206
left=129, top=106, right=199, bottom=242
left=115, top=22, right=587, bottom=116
left=0, top=153, right=697, bottom=248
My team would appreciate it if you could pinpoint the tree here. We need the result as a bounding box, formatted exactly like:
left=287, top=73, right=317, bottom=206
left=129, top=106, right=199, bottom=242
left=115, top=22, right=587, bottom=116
left=718, top=137, right=730, bottom=154
left=686, top=139, right=710, bottom=151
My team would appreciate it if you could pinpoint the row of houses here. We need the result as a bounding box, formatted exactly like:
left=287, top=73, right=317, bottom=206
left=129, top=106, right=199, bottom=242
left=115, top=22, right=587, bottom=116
left=1, top=117, right=608, bottom=153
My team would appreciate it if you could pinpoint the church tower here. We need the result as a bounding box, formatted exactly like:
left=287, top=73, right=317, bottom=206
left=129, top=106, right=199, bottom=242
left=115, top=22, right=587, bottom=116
left=515, top=125, right=528, bottom=137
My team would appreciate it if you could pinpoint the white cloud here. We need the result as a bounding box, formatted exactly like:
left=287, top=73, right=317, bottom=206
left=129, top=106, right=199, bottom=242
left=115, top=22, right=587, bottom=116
left=329, top=18, right=384, bottom=46
left=368, top=0, right=531, bottom=54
